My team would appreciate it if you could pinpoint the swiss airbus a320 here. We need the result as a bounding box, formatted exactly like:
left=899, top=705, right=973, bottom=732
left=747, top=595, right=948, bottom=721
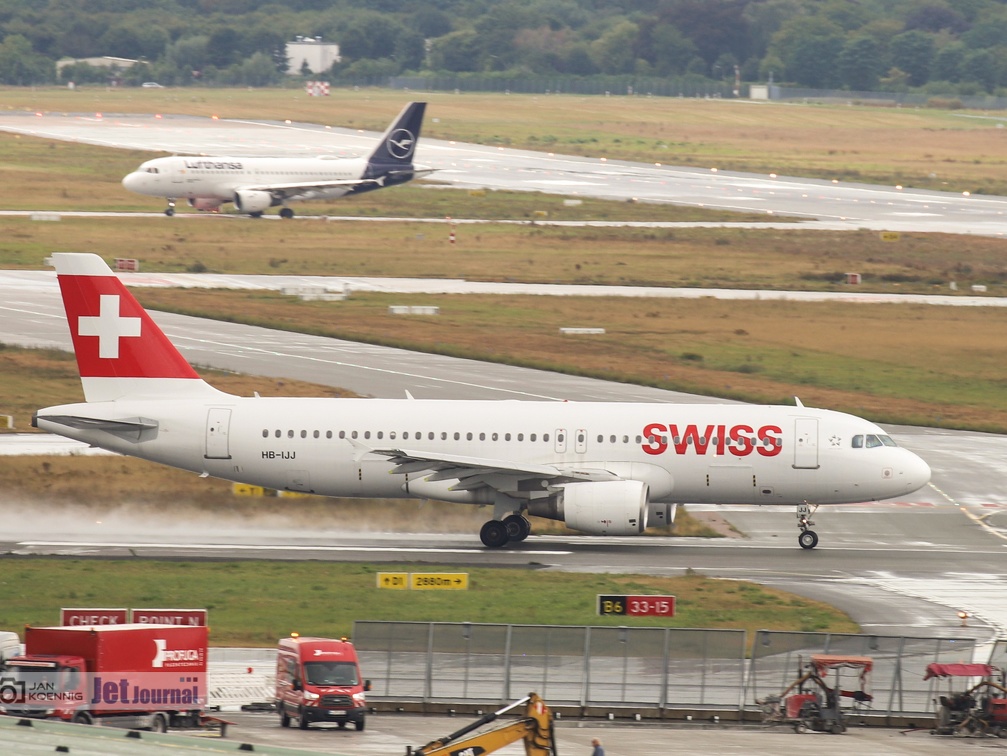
left=34, top=254, right=931, bottom=549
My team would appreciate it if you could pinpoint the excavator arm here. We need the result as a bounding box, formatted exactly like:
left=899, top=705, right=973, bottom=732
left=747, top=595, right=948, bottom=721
left=408, top=693, right=556, bottom=755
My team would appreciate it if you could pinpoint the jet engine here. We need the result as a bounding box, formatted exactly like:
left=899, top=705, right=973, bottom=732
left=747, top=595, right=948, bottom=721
left=187, top=197, right=223, bottom=212
left=557, top=480, right=649, bottom=536
left=233, top=189, right=275, bottom=214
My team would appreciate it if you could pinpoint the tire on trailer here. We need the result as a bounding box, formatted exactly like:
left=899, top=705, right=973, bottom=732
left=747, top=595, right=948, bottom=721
left=150, top=712, right=169, bottom=733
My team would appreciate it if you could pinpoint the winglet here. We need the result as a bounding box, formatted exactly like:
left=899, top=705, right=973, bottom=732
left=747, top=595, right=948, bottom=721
left=52, top=253, right=224, bottom=402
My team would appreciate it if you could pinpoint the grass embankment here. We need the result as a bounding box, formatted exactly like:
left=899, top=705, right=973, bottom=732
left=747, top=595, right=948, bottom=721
left=0, top=560, right=857, bottom=645
left=3, top=86, right=1005, bottom=195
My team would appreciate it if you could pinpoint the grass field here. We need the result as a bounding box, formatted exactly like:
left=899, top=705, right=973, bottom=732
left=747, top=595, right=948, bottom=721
left=3, top=86, right=1006, bottom=194
left=0, top=559, right=857, bottom=646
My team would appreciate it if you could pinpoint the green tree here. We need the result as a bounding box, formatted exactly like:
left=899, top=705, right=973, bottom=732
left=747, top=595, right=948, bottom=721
left=889, top=29, right=935, bottom=86
left=960, top=48, right=998, bottom=92
left=933, top=42, right=966, bottom=83
left=590, top=20, right=640, bottom=75
left=0, top=34, right=53, bottom=84
left=428, top=29, right=482, bottom=73
left=837, top=35, right=884, bottom=91
left=641, top=23, right=698, bottom=77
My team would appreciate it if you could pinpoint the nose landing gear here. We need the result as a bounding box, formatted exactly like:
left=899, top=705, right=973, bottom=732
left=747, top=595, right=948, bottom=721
left=164, top=199, right=176, bottom=217
left=797, top=502, right=819, bottom=550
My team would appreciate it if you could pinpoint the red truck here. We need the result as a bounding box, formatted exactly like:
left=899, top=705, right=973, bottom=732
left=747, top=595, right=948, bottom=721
left=0, top=624, right=219, bottom=733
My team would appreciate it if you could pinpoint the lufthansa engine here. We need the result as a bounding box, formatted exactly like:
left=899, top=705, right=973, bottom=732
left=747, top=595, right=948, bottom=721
left=233, top=189, right=275, bottom=214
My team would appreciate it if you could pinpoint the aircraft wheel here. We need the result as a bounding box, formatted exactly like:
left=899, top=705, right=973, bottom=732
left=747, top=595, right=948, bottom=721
left=798, top=530, right=819, bottom=550
left=503, top=514, right=531, bottom=542
left=164, top=207, right=175, bottom=217
left=249, top=211, right=264, bottom=218
left=279, top=207, right=294, bottom=219
left=480, top=520, right=509, bottom=548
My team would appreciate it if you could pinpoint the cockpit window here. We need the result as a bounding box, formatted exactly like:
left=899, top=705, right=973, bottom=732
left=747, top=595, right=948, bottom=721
left=865, top=434, right=882, bottom=448
left=852, top=435, right=863, bottom=448
left=879, top=435, right=897, bottom=447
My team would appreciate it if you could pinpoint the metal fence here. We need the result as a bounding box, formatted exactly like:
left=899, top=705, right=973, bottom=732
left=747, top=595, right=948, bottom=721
left=355, top=621, right=984, bottom=717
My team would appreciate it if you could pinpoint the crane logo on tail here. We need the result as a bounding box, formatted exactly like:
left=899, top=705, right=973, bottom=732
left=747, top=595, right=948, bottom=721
left=387, top=129, right=416, bottom=159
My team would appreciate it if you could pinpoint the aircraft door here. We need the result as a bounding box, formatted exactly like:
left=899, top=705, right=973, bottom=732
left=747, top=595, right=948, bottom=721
left=555, top=429, right=567, bottom=454
left=205, top=408, right=231, bottom=459
left=575, top=429, right=587, bottom=454
left=793, top=417, right=819, bottom=469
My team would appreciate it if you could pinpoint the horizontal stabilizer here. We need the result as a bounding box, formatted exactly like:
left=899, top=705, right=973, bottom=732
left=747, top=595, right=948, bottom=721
left=36, top=414, right=158, bottom=442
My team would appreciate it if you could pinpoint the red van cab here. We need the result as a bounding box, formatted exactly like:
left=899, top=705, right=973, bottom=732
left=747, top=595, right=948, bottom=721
left=275, top=635, right=370, bottom=730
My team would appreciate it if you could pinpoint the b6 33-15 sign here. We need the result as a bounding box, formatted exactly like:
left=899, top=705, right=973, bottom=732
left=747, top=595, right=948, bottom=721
left=597, top=595, right=676, bottom=617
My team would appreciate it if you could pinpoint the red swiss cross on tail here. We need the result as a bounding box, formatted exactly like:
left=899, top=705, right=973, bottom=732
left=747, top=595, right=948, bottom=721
left=52, top=253, right=216, bottom=403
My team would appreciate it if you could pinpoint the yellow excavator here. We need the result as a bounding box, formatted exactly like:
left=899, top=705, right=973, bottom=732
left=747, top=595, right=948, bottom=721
left=405, top=692, right=557, bottom=755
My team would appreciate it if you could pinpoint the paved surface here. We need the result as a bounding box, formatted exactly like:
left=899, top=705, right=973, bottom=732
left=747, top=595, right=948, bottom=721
left=2, top=110, right=1007, bottom=236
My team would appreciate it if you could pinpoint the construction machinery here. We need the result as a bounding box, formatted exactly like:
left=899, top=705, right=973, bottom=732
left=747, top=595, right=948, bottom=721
left=757, top=654, right=873, bottom=734
left=406, top=693, right=556, bottom=755
left=925, top=663, right=1007, bottom=737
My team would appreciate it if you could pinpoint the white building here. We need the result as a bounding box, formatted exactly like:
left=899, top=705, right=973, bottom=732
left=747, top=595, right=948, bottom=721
left=285, top=37, right=341, bottom=75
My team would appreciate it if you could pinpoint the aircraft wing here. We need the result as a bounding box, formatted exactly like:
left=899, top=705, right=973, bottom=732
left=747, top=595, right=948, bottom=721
left=364, top=445, right=621, bottom=490
left=239, top=178, right=385, bottom=199
left=239, top=166, right=435, bottom=200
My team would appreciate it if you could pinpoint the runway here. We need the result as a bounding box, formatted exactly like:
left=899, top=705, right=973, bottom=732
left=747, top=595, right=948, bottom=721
left=2, top=108, right=1006, bottom=659
left=2, top=275, right=1007, bottom=649
left=2, top=111, right=1007, bottom=235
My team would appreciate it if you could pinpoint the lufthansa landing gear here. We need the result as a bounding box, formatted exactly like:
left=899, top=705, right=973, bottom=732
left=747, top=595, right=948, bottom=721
left=797, top=502, right=819, bottom=550
left=480, top=514, right=531, bottom=548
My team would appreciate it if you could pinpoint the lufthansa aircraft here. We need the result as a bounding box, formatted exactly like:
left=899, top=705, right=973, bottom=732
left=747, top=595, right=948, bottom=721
left=35, top=254, right=931, bottom=549
left=121, top=102, right=430, bottom=218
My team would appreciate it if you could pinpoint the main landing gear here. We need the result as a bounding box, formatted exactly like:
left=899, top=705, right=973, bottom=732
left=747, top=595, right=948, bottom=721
left=279, top=207, right=295, bottom=219
left=164, top=199, right=176, bottom=217
left=480, top=514, right=531, bottom=548
left=797, top=502, right=819, bottom=550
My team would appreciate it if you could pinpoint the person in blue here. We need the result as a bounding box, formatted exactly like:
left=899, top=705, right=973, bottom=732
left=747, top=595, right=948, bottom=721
left=590, top=737, right=605, bottom=755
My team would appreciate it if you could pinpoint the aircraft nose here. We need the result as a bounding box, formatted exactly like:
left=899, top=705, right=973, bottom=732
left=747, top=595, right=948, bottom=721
left=122, top=172, right=144, bottom=192
left=903, top=450, right=931, bottom=493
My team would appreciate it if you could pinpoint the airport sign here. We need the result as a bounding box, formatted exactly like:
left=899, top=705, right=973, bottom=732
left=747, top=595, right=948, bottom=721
left=377, top=572, right=409, bottom=590
left=410, top=573, right=469, bottom=591
left=597, top=594, right=676, bottom=617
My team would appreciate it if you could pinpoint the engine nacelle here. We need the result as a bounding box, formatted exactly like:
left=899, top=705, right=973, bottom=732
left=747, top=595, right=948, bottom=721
left=188, top=197, right=223, bottom=212
left=233, top=189, right=275, bottom=214
left=559, top=480, right=649, bottom=536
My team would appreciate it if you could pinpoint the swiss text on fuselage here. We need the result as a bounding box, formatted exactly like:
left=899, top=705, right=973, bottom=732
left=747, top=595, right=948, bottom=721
left=641, top=423, right=783, bottom=457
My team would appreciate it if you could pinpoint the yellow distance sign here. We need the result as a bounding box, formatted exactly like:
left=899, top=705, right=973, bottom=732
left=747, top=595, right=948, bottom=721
left=377, top=572, right=409, bottom=590
left=880, top=231, right=901, bottom=242
left=410, top=573, right=469, bottom=591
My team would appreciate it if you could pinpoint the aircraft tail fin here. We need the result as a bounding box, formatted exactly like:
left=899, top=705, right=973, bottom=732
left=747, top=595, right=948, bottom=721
left=367, top=101, right=425, bottom=168
left=51, top=253, right=223, bottom=403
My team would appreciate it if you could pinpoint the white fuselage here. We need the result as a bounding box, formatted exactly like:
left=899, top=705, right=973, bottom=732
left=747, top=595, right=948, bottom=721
left=122, top=155, right=369, bottom=202
left=35, top=396, right=931, bottom=508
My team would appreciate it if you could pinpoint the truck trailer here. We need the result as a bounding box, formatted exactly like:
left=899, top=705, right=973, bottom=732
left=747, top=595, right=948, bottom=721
left=0, top=624, right=221, bottom=733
